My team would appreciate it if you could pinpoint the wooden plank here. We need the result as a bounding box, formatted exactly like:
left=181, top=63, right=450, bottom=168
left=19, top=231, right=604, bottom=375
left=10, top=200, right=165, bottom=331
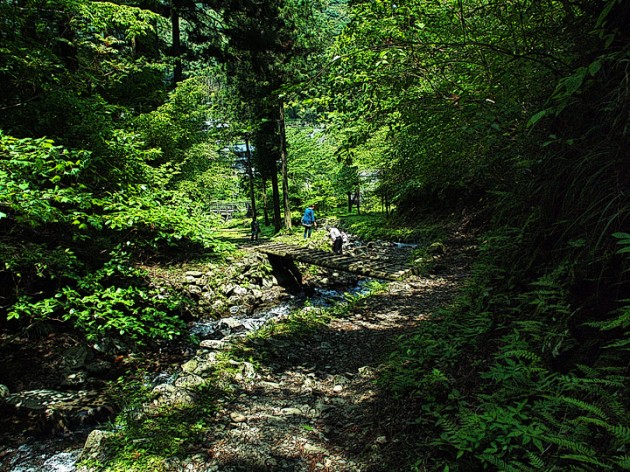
left=257, top=243, right=411, bottom=280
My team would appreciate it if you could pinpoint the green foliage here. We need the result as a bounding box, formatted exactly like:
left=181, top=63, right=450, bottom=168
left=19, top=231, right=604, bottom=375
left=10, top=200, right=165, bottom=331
left=101, top=190, right=228, bottom=252
left=381, top=222, right=630, bottom=470
left=286, top=124, right=343, bottom=210
left=342, top=213, right=446, bottom=244
left=0, top=132, right=94, bottom=227
left=8, top=249, right=186, bottom=344
left=325, top=0, right=586, bottom=214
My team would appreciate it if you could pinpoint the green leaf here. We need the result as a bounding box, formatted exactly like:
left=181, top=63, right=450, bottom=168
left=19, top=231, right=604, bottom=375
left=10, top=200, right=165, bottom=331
left=527, top=110, right=547, bottom=128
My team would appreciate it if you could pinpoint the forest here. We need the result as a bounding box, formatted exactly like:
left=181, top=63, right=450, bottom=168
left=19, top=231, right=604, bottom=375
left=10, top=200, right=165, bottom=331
left=1, top=0, right=629, bottom=470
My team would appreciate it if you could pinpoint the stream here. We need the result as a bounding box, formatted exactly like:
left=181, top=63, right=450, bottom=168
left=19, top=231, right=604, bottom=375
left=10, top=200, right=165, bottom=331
left=0, top=278, right=372, bottom=472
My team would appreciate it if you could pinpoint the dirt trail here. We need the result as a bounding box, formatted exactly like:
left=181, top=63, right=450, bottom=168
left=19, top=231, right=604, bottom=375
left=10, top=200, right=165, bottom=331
left=166, top=233, right=475, bottom=471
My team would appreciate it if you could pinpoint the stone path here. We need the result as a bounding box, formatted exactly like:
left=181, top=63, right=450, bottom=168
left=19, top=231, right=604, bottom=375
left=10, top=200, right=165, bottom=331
left=164, top=233, right=475, bottom=471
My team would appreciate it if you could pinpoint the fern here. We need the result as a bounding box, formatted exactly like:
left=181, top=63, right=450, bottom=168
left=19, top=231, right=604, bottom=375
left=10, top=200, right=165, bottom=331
left=558, top=454, right=614, bottom=469
left=583, top=302, right=630, bottom=331
left=541, top=435, right=597, bottom=456
left=609, top=424, right=630, bottom=443
left=612, top=455, right=630, bottom=469
left=476, top=454, right=522, bottom=471
left=550, top=396, right=609, bottom=420
left=502, top=349, right=543, bottom=363
left=525, top=451, right=546, bottom=470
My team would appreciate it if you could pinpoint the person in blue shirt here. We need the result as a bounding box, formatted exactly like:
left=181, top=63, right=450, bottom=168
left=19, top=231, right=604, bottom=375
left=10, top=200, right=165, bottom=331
left=301, top=205, right=317, bottom=238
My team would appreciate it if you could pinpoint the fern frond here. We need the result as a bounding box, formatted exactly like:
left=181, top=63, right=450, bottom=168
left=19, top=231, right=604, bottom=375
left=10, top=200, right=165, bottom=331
left=557, top=372, right=623, bottom=386
left=609, top=424, right=630, bottom=443
left=548, top=395, right=609, bottom=420
left=541, top=435, right=596, bottom=456
left=602, top=338, right=630, bottom=350
left=573, top=415, right=608, bottom=429
left=526, top=451, right=545, bottom=469
left=503, top=349, right=542, bottom=363
left=559, top=454, right=614, bottom=469
left=612, top=455, right=630, bottom=469
left=583, top=304, right=630, bottom=330
left=477, top=453, right=522, bottom=471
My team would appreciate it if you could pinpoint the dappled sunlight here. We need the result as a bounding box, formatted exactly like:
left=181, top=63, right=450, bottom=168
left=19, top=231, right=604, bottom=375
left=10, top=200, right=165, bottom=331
left=188, top=269, right=466, bottom=471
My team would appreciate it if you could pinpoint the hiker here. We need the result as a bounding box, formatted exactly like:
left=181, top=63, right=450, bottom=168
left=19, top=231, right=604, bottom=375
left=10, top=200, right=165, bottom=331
left=328, top=226, right=343, bottom=255
left=250, top=219, right=261, bottom=241
left=301, top=204, right=317, bottom=239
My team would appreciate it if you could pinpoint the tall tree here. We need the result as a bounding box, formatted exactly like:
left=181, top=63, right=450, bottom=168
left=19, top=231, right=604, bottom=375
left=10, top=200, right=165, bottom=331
left=202, top=0, right=325, bottom=231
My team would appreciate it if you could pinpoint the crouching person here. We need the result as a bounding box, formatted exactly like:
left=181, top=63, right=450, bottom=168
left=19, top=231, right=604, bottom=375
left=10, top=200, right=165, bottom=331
left=328, top=226, right=343, bottom=255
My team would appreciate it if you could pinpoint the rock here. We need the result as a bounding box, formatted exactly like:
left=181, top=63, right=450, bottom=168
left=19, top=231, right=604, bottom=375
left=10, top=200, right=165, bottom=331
left=358, top=366, right=376, bottom=377
left=188, top=284, right=202, bottom=294
left=61, top=371, right=87, bottom=387
left=211, top=300, right=227, bottom=312
left=259, top=381, right=281, bottom=389
left=233, top=285, right=248, bottom=296
left=181, top=353, right=217, bottom=375
left=239, top=362, right=256, bottom=380
left=85, top=360, right=114, bottom=374
left=221, top=283, right=236, bottom=296
left=77, top=429, right=116, bottom=465
left=217, top=317, right=244, bottom=335
left=3, top=389, right=115, bottom=435
left=62, top=345, right=90, bottom=370
left=174, top=373, right=205, bottom=390
left=428, top=242, right=446, bottom=255
left=151, top=384, right=196, bottom=408
left=181, top=358, right=199, bottom=374
left=185, top=271, right=204, bottom=277
left=280, top=407, right=302, bottom=416
left=303, top=443, right=328, bottom=455
left=4, top=389, right=77, bottom=409
left=199, top=339, right=229, bottom=350
left=230, top=412, right=247, bottom=423
left=228, top=305, right=241, bottom=314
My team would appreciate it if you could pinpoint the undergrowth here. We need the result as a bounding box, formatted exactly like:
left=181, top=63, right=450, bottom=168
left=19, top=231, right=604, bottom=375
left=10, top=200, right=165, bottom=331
left=381, top=229, right=630, bottom=471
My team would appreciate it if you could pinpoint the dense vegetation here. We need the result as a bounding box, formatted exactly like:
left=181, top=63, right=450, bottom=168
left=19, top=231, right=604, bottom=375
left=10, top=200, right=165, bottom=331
left=1, top=0, right=628, bottom=470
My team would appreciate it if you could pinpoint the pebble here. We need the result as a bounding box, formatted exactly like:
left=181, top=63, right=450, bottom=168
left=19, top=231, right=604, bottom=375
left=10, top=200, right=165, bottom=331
left=229, top=412, right=247, bottom=423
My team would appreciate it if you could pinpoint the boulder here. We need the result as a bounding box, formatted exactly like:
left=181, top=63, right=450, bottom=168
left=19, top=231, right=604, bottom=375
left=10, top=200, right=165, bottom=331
left=77, top=429, right=116, bottom=467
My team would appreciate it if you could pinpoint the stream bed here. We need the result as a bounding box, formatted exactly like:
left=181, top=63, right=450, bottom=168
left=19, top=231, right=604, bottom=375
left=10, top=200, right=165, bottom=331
left=1, top=278, right=372, bottom=472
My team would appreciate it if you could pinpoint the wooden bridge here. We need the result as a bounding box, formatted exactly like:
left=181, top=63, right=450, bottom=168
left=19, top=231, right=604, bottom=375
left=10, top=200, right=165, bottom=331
left=258, top=242, right=411, bottom=281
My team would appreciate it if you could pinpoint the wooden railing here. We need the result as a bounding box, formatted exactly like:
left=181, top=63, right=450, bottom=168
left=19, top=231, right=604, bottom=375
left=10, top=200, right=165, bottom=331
left=207, top=202, right=251, bottom=219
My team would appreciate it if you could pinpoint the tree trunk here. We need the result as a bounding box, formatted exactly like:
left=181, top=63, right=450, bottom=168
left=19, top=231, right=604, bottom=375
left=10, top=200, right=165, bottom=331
left=270, top=163, right=282, bottom=232
left=170, top=0, right=182, bottom=84
left=279, top=102, right=292, bottom=229
left=347, top=192, right=353, bottom=213
left=245, top=137, right=257, bottom=219
left=262, top=177, right=270, bottom=226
